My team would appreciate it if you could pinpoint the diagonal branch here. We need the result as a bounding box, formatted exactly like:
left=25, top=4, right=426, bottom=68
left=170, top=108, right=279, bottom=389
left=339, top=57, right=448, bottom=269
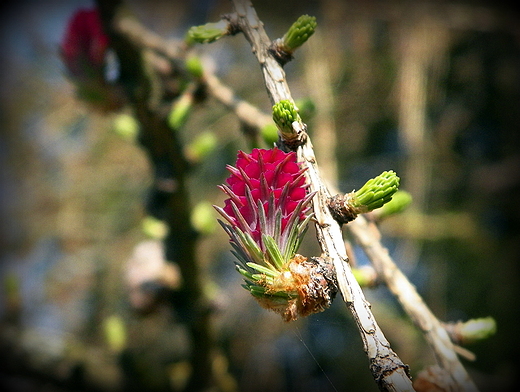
left=114, top=14, right=272, bottom=132
left=231, top=0, right=414, bottom=390
left=348, top=215, right=479, bottom=391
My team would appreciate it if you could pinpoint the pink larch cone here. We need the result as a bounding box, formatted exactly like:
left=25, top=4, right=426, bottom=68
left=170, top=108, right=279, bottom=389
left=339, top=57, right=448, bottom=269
left=215, top=148, right=337, bottom=321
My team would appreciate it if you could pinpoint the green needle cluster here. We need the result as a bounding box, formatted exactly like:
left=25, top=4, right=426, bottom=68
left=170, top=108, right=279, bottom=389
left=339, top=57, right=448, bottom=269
left=186, top=20, right=230, bottom=44
left=272, top=100, right=301, bottom=140
left=282, top=15, right=317, bottom=52
left=352, top=170, right=400, bottom=213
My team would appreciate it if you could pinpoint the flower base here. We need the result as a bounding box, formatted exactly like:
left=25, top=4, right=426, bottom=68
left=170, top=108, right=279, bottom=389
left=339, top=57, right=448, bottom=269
left=252, top=255, right=337, bottom=322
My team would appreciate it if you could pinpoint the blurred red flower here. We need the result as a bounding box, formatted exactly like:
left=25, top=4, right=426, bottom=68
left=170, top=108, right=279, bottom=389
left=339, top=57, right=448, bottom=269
left=61, top=8, right=109, bottom=79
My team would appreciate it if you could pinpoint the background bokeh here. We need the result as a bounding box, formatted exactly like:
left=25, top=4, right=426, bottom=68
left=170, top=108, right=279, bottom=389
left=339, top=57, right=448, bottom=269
left=1, top=1, right=519, bottom=391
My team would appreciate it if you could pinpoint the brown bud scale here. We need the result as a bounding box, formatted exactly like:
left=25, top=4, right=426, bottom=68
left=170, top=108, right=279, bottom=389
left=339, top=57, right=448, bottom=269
left=328, top=193, right=358, bottom=224
left=255, top=255, right=338, bottom=322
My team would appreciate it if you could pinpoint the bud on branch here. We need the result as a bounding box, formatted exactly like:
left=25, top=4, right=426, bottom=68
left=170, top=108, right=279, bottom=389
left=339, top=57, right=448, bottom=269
left=272, top=100, right=306, bottom=147
left=329, top=171, right=400, bottom=224
left=444, top=317, right=497, bottom=345
left=281, top=15, right=317, bottom=53
left=269, top=15, right=317, bottom=65
left=187, top=20, right=231, bottom=44
left=186, top=15, right=239, bottom=45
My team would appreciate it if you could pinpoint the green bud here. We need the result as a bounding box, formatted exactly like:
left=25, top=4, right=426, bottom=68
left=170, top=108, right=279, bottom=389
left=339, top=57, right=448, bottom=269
left=260, top=123, right=279, bottom=146
left=142, top=216, right=169, bottom=239
left=191, top=201, right=216, bottom=235
left=377, top=190, right=412, bottom=219
left=185, top=55, right=204, bottom=78
left=272, top=100, right=301, bottom=141
left=168, top=94, right=193, bottom=129
left=112, top=113, right=139, bottom=141
left=103, top=315, right=127, bottom=353
left=459, top=317, right=497, bottom=344
left=282, top=15, right=317, bottom=52
left=186, top=131, right=217, bottom=163
left=186, top=20, right=230, bottom=44
left=352, top=171, right=400, bottom=213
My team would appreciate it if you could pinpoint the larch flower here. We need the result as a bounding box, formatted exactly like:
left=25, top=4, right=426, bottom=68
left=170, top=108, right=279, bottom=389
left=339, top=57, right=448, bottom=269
left=215, top=148, right=337, bottom=321
left=60, top=8, right=124, bottom=112
left=61, top=8, right=109, bottom=79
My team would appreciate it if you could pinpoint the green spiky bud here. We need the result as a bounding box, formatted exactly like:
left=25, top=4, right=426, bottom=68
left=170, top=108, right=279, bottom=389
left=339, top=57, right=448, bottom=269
left=186, top=20, right=230, bottom=44
left=329, top=171, right=400, bottom=224
left=282, top=15, right=317, bottom=52
left=376, top=190, right=413, bottom=219
left=185, top=55, right=204, bottom=78
left=168, top=93, right=193, bottom=129
left=352, top=171, right=400, bottom=213
left=260, top=123, right=279, bottom=146
left=186, top=131, right=217, bottom=163
left=272, top=100, right=302, bottom=142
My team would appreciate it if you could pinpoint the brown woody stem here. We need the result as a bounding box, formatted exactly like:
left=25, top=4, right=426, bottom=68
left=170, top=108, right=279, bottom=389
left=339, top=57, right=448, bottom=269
left=231, top=0, right=414, bottom=390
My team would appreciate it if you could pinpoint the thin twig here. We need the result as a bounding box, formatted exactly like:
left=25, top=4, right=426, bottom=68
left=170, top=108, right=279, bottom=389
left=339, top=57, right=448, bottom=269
left=224, top=3, right=478, bottom=389
left=230, top=1, right=414, bottom=390
left=115, top=14, right=271, bottom=132
left=204, top=72, right=272, bottom=131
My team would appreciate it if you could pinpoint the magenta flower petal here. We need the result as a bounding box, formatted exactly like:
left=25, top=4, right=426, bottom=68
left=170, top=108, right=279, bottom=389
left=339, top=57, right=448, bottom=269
left=284, top=201, right=300, bottom=215
left=244, top=163, right=261, bottom=179
left=289, top=187, right=307, bottom=200
left=275, top=172, right=293, bottom=188
left=263, top=170, right=275, bottom=184
left=281, top=161, right=300, bottom=174
left=217, top=148, right=311, bottom=254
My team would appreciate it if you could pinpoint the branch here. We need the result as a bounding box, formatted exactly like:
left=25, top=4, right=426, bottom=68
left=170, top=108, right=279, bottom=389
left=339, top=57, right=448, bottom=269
left=231, top=1, right=414, bottom=390
left=114, top=13, right=271, bottom=133
left=204, top=72, right=272, bottom=131
left=348, top=215, right=479, bottom=391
